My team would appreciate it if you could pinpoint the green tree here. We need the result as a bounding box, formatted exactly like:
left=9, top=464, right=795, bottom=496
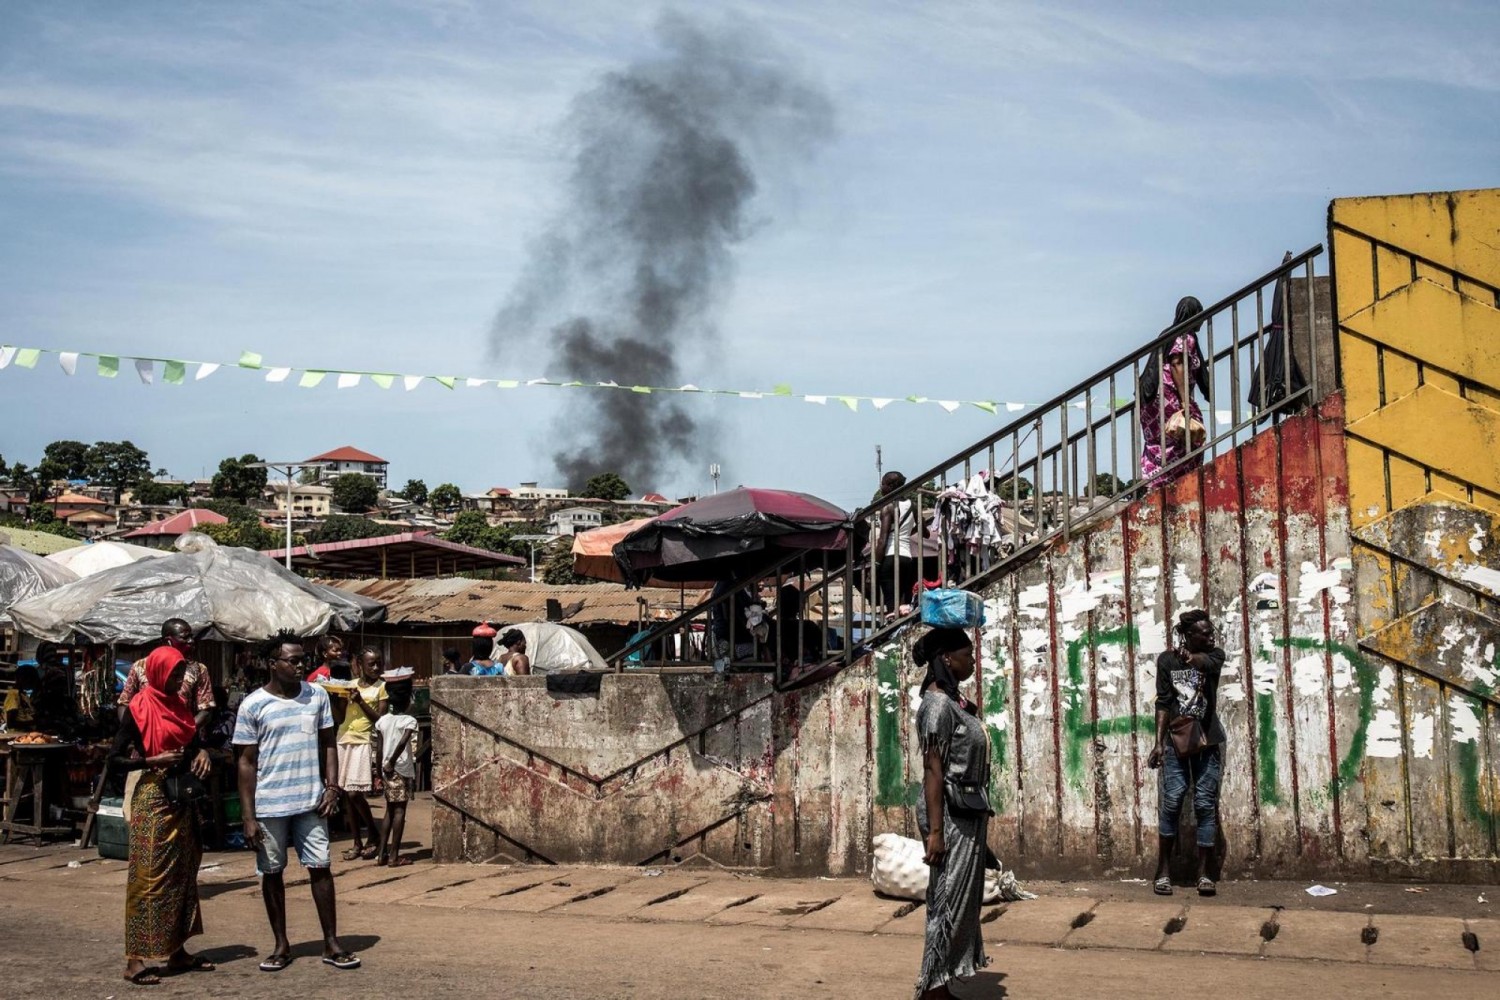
left=42, top=440, right=91, bottom=480
left=994, top=475, right=1035, bottom=501
left=7, top=463, right=44, bottom=504
left=309, top=514, right=402, bottom=543
left=330, top=473, right=380, bottom=513
left=443, top=511, right=521, bottom=555
left=199, top=520, right=279, bottom=550
left=429, top=482, right=462, bottom=512
left=541, top=539, right=580, bottom=585
left=397, top=478, right=429, bottom=507
left=1090, top=473, right=1134, bottom=498
left=25, top=504, right=79, bottom=539
left=582, top=472, right=630, bottom=501
left=210, top=454, right=269, bottom=504
left=133, top=480, right=190, bottom=506
left=85, top=441, right=152, bottom=503
left=195, top=499, right=263, bottom=525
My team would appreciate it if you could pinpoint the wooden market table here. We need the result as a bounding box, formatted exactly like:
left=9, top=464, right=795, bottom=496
left=0, top=741, right=76, bottom=845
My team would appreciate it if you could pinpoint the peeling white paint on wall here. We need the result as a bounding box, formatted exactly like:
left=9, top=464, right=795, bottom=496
left=1292, top=654, right=1326, bottom=696
left=1020, top=676, right=1050, bottom=717
left=1171, top=563, right=1201, bottom=604
left=1366, top=709, right=1404, bottom=757
left=1297, top=560, right=1352, bottom=607
left=1469, top=523, right=1486, bottom=555
left=1460, top=565, right=1500, bottom=597
left=1252, top=659, right=1280, bottom=696
left=1448, top=695, right=1483, bottom=744
left=1409, top=712, right=1435, bottom=759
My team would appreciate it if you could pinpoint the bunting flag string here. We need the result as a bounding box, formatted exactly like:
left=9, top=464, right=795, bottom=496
left=0, top=342, right=1140, bottom=417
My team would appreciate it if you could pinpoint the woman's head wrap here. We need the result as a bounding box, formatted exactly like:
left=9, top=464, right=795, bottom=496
left=130, top=646, right=197, bottom=757
left=913, top=627, right=974, bottom=710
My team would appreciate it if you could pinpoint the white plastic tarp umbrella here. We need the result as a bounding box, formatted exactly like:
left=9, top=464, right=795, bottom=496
left=0, top=542, right=80, bottom=626
left=45, top=540, right=167, bottom=578
left=492, top=621, right=608, bottom=674
left=8, top=533, right=336, bottom=644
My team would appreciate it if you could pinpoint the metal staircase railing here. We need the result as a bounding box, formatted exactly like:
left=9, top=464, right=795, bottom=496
left=607, top=245, right=1329, bottom=686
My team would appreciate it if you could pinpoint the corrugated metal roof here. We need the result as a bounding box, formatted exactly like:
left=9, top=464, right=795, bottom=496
left=0, top=527, right=86, bottom=556
left=323, top=577, right=710, bottom=626
left=123, top=508, right=227, bottom=536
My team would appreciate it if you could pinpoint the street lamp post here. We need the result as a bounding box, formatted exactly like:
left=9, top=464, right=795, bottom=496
left=246, top=461, right=331, bottom=570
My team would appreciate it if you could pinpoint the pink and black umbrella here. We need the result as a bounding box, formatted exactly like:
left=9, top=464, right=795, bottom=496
left=613, top=487, right=849, bottom=586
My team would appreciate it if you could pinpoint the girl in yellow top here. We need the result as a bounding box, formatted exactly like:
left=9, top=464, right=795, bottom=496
left=336, top=648, right=387, bottom=860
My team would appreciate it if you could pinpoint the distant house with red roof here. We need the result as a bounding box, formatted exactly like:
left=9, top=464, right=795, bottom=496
left=306, top=446, right=389, bottom=490
left=122, top=507, right=228, bottom=549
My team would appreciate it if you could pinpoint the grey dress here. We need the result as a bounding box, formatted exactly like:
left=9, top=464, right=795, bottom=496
left=914, top=689, right=991, bottom=997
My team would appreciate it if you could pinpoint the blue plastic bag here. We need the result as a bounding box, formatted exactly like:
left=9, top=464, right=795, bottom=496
left=920, top=588, right=985, bottom=628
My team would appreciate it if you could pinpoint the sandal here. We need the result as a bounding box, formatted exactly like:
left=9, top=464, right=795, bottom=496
left=1153, top=876, right=1173, bottom=896
left=1197, top=876, right=1217, bottom=897
left=359, top=845, right=379, bottom=860
left=125, top=969, right=161, bottom=986
left=323, top=952, right=362, bottom=970
left=258, top=954, right=291, bottom=973
left=340, top=847, right=364, bottom=861
left=388, top=855, right=413, bottom=867
left=168, top=954, right=216, bottom=973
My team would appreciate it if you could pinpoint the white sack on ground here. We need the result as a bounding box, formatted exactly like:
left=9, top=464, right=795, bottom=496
left=870, top=832, right=1036, bottom=904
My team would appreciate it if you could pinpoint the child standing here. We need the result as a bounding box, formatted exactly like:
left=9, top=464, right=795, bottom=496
left=336, top=648, right=387, bottom=860
left=373, top=682, right=420, bottom=867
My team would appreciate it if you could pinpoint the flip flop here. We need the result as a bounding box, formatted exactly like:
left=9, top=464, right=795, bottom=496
left=323, top=952, right=362, bottom=970
left=124, top=969, right=161, bottom=986
left=1153, top=876, right=1173, bottom=896
left=359, top=845, right=379, bottom=860
left=168, top=954, right=216, bottom=973
left=258, top=955, right=291, bottom=973
left=388, top=856, right=413, bottom=867
left=340, top=847, right=363, bottom=861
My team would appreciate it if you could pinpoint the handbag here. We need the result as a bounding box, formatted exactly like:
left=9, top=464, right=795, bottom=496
left=1167, top=713, right=1210, bottom=757
left=162, top=769, right=210, bottom=807
left=943, top=778, right=992, bottom=818
left=1167, top=664, right=1211, bottom=757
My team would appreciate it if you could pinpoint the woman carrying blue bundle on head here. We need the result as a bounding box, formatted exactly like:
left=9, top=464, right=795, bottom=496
left=911, top=626, right=991, bottom=1000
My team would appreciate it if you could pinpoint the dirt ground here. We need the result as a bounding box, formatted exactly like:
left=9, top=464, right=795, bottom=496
left=3, top=796, right=1495, bottom=999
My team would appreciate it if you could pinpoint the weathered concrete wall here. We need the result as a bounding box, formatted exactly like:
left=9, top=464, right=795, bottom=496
left=430, top=670, right=881, bottom=874
left=431, top=401, right=1383, bottom=879
left=1332, top=188, right=1500, bottom=881
left=870, top=399, right=1368, bottom=880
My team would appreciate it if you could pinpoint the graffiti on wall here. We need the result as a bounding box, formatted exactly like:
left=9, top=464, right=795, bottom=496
left=874, top=557, right=1497, bottom=828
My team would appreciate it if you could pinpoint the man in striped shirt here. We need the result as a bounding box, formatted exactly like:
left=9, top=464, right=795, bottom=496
left=234, top=632, right=360, bottom=973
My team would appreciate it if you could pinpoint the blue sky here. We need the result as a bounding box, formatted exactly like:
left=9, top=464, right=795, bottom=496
left=1, top=0, right=1496, bottom=510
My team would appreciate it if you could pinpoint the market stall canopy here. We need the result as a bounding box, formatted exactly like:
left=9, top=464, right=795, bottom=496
left=491, top=621, right=608, bottom=674
left=613, top=487, right=850, bottom=587
left=572, top=518, right=715, bottom=589
left=45, top=540, right=167, bottom=578
left=7, top=533, right=379, bottom=643
left=0, top=539, right=80, bottom=626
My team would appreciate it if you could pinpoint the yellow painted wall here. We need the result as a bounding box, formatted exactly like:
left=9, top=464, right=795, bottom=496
left=1333, top=188, right=1500, bottom=528
left=1332, top=188, right=1500, bottom=872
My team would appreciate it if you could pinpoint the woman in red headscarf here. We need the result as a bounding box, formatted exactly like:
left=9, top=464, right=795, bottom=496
left=108, top=645, right=215, bottom=986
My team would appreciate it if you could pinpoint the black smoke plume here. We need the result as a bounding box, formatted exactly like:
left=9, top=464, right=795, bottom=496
left=491, top=11, right=834, bottom=492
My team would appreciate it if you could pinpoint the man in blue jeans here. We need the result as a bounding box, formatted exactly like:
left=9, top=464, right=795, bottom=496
left=234, top=631, right=360, bottom=972
left=1147, top=609, right=1228, bottom=897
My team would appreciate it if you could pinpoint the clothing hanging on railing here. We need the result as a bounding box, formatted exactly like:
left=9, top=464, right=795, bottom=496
left=927, top=473, right=1026, bottom=579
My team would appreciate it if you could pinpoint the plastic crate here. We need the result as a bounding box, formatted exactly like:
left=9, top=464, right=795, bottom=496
left=96, top=796, right=128, bottom=861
